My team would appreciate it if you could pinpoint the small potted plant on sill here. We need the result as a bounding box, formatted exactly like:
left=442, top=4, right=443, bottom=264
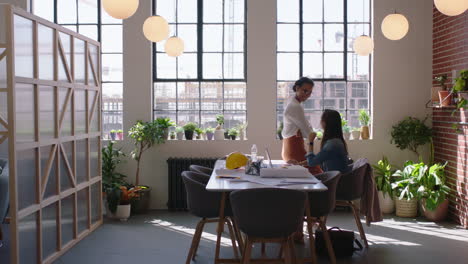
left=195, top=127, right=204, bottom=140
left=205, top=127, right=215, bottom=140
left=214, top=114, right=225, bottom=140
left=392, top=161, right=420, bottom=218
left=435, top=74, right=451, bottom=106
left=183, top=122, right=198, bottom=140
left=277, top=122, right=284, bottom=140
left=228, top=128, right=239, bottom=140
left=237, top=122, right=248, bottom=140
left=155, top=117, right=175, bottom=140
left=358, top=109, right=370, bottom=140
left=169, top=131, right=176, bottom=140
left=109, top=129, right=117, bottom=140
left=417, top=162, right=450, bottom=222
left=373, top=156, right=396, bottom=214
left=116, top=129, right=124, bottom=140
left=351, top=127, right=361, bottom=140
left=175, top=126, right=184, bottom=140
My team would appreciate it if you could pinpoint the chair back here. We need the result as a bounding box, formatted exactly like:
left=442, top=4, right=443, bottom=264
left=336, top=158, right=368, bottom=201
left=230, top=188, right=306, bottom=238
left=0, top=159, right=9, bottom=222
left=181, top=171, right=231, bottom=218
left=189, top=165, right=213, bottom=176
left=308, top=171, right=341, bottom=217
left=183, top=170, right=210, bottom=185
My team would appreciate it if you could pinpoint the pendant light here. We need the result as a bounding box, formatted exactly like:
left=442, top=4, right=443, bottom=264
left=165, top=0, right=184, bottom=57
left=434, top=0, right=468, bottom=16
left=353, top=0, right=374, bottom=56
left=381, top=12, right=409, bottom=41
left=143, top=15, right=169, bottom=42
left=102, top=0, right=139, bottom=20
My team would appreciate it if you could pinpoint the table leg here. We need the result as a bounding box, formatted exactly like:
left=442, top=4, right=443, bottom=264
left=214, top=192, right=227, bottom=264
left=305, top=199, right=317, bottom=264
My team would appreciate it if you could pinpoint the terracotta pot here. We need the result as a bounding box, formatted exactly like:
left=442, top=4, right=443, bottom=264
left=395, top=197, right=418, bottom=218
left=351, top=131, right=360, bottom=140
left=378, top=191, right=395, bottom=214
left=431, top=86, right=442, bottom=103
left=360, top=126, right=370, bottom=140
left=439, top=90, right=452, bottom=106
left=421, top=199, right=449, bottom=222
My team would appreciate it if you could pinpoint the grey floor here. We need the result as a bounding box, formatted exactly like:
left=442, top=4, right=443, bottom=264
left=2, top=210, right=468, bottom=264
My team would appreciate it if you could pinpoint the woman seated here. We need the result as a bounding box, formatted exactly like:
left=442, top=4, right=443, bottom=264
left=289, top=109, right=350, bottom=173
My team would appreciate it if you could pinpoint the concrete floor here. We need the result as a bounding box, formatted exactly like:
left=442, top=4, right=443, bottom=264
left=2, top=210, right=468, bottom=264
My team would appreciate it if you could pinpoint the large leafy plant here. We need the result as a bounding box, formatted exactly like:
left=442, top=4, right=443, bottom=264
left=372, top=156, right=395, bottom=197
left=102, top=141, right=127, bottom=213
left=391, top=161, right=420, bottom=200
left=128, top=120, right=166, bottom=185
left=390, top=117, right=433, bottom=163
left=416, top=162, right=450, bottom=211
left=155, top=117, right=175, bottom=129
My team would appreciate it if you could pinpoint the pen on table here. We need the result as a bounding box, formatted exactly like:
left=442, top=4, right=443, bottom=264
left=216, top=175, right=241, bottom=179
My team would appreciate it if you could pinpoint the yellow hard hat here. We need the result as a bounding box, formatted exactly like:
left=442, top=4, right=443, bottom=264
left=226, top=152, right=248, bottom=170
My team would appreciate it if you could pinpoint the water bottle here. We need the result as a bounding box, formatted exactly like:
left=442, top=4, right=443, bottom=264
left=251, top=144, right=257, bottom=161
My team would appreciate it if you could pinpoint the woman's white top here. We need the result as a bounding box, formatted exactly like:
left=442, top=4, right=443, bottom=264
left=282, top=96, right=312, bottom=139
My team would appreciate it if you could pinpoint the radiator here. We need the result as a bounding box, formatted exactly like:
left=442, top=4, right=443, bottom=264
left=167, top=157, right=219, bottom=211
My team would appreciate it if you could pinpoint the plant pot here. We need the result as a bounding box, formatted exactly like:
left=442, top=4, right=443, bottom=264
left=131, top=186, right=152, bottom=214
left=431, top=86, right=443, bottom=103
left=378, top=191, right=395, bottom=214
left=214, top=129, right=225, bottom=140
left=176, top=132, right=184, bottom=140
left=277, top=132, right=283, bottom=140
left=343, top=132, right=351, bottom=140
left=109, top=133, right=116, bottom=140
left=108, top=204, right=131, bottom=221
left=206, top=132, right=214, bottom=140
left=170, top=135, right=176, bottom=140
left=224, top=131, right=229, bottom=139
left=351, top=131, right=360, bottom=140
left=421, top=198, right=449, bottom=222
left=117, top=132, right=124, bottom=140
left=395, top=197, right=418, bottom=218
left=439, top=90, right=452, bottom=106
left=360, top=126, right=370, bottom=140
left=163, top=128, right=169, bottom=139
left=229, top=135, right=236, bottom=140
left=239, top=129, right=244, bottom=140
left=458, top=91, right=468, bottom=101
left=185, top=131, right=194, bottom=140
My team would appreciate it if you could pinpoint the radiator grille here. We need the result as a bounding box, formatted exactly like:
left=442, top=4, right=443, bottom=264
left=167, top=157, right=219, bottom=210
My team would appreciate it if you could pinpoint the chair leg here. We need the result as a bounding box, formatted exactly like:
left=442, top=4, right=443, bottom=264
left=226, top=218, right=240, bottom=259
left=231, top=218, right=244, bottom=254
left=191, top=219, right=206, bottom=260
left=305, top=218, right=318, bottom=264
left=349, top=201, right=369, bottom=248
left=287, top=236, right=297, bottom=264
left=186, top=220, right=205, bottom=264
left=261, top=242, right=266, bottom=257
left=242, top=239, right=253, bottom=264
left=319, top=218, right=336, bottom=264
left=283, top=240, right=292, bottom=264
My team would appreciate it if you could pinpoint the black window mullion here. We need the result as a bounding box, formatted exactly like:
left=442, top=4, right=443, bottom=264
left=299, top=0, right=303, bottom=77
left=197, top=0, right=203, bottom=80
left=344, top=0, right=348, bottom=120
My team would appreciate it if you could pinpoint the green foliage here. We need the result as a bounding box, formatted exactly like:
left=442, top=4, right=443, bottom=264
left=434, top=74, right=448, bottom=90
left=358, top=109, right=370, bottom=126
left=372, top=156, right=395, bottom=197
left=175, top=126, right=184, bottom=133
left=352, top=127, right=360, bottom=132
left=277, top=122, right=284, bottom=134
left=101, top=141, right=127, bottom=213
left=117, top=129, right=123, bottom=133
left=205, top=127, right=215, bottom=133
left=340, top=113, right=348, bottom=127
left=110, top=129, right=117, bottom=133
left=452, top=69, right=468, bottom=92
left=391, top=161, right=421, bottom=200
left=316, top=130, right=323, bottom=139
left=183, top=122, right=198, bottom=132
left=216, top=114, right=224, bottom=125
left=416, top=162, right=450, bottom=211
left=195, top=127, right=204, bottom=135
left=342, top=125, right=350, bottom=133
left=155, top=117, right=175, bottom=129
left=228, top=128, right=239, bottom=136
left=390, top=117, right=432, bottom=159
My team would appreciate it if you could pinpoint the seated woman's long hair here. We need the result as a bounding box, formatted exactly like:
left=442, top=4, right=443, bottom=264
left=320, top=109, right=348, bottom=154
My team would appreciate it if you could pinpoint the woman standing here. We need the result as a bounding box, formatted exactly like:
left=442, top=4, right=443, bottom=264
left=281, top=77, right=322, bottom=175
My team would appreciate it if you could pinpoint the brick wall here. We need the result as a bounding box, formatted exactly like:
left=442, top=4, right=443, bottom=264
left=432, top=7, right=468, bottom=228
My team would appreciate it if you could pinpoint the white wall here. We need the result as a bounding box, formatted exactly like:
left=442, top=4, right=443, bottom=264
left=120, top=0, right=433, bottom=209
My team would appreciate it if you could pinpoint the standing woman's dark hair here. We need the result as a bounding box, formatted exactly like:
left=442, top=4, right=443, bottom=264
left=320, top=109, right=348, bottom=154
left=292, top=77, right=315, bottom=92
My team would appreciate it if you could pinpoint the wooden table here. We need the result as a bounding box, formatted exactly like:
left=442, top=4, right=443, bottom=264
left=206, top=160, right=328, bottom=264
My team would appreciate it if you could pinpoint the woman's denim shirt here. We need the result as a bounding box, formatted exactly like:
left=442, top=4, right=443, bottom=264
left=306, top=138, right=350, bottom=173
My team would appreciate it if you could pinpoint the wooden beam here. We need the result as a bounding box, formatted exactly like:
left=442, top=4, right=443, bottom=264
left=60, top=143, right=76, bottom=187
left=58, top=36, right=73, bottom=83
left=0, top=135, right=7, bottom=145
left=58, top=88, right=72, bottom=133
left=0, top=49, right=6, bottom=62
left=41, top=144, right=58, bottom=197
left=88, top=90, right=99, bottom=128
left=87, top=49, right=99, bottom=86
left=0, top=115, right=8, bottom=129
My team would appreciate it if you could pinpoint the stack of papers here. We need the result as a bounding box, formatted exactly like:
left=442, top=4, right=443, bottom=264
left=259, top=165, right=311, bottom=178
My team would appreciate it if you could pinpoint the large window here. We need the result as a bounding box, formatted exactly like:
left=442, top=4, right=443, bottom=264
left=277, top=0, right=371, bottom=131
left=32, top=0, right=123, bottom=139
left=153, top=0, right=247, bottom=131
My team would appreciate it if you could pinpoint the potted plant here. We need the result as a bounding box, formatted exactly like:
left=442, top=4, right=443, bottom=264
left=451, top=69, right=468, bottom=113
left=195, top=127, right=204, bottom=140
left=358, top=109, right=370, bottom=139
left=175, top=126, right=184, bottom=140
left=155, top=117, right=175, bottom=139
left=214, top=114, right=225, bottom=140
left=391, top=116, right=433, bottom=163
left=277, top=122, right=284, bottom=140
left=342, top=125, right=351, bottom=140
left=392, top=161, right=420, bottom=218
left=169, top=131, right=176, bottom=140
left=183, top=122, right=197, bottom=140
left=128, top=120, right=166, bottom=213
left=316, top=130, right=323, bottom=140
left=417, top=162, right=450, bottom=222
left=372, top=156, right=396, bottom=214
left=102, top=141, right=127, bottom=219
left=205, top=127, right=215, bottom=140
left=116, top=129, right=124, bottom=140
left=435, top=74, right=451, bottom=106
left=228, top=128, right=239, bottom=140
left=237, top=122, right=248, bottom=140
left=351, top=127, right=360, bottom=140
left=109, top=129, right=117, bottom=140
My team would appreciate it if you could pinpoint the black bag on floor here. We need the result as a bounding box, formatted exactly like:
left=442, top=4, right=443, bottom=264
left=315, top=227, right=363, bottom=257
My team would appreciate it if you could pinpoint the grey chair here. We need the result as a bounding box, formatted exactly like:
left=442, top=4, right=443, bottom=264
left=189, top=165, right=213, bottom=176
left=181, top=171, right=240, bottom=264
left=230, top=188, right=306, bottom=264
left=0, top=159, right=9, bottom=242
left=184, top=170, right=210, bottom=185
left=335, top=158, right=369, bottom=248
left=304, top=171, right=341, bottom=264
